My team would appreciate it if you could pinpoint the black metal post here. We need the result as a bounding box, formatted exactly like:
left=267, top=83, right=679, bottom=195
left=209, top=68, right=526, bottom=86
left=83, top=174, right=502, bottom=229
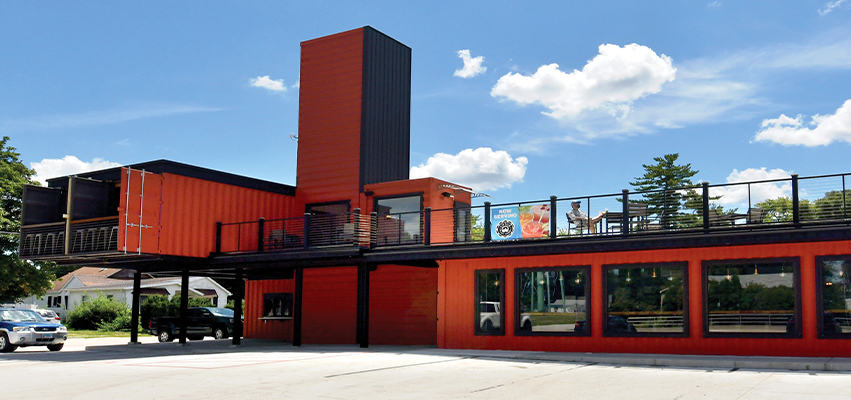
left=356, top=262, right=370, bottom=348
left=791, top=174, right=800, bottom=226
left=293, top=268, right=303, bottom=346
left=215, top=222, right=222, bottom=254
left=702, top=182, right=710, bottom=233
left=370, top=212, right=378, bottom=248
left=549, top=196, right=558, bottom=239
left=257, top=218, right=265, bottom=252
left=484, top=201, right=492, bottom=242
left=130, top=270, right=141, bottom=344
left=622, top=190, right=630, bottom=236
left=353, top=208, right=361, bottom=246
left=179, top=268, right=189, bottom=345
left=423, top=207, right=431, bottom=245
left=303, top=213, right=311, bottom=249
left=232, top=267, right=243, bottom=346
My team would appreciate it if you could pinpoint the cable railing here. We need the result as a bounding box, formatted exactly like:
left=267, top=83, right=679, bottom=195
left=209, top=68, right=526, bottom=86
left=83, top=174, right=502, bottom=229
left=20, top=216, right=120, bottom=257
left=214, top=172, right=851, bottom=254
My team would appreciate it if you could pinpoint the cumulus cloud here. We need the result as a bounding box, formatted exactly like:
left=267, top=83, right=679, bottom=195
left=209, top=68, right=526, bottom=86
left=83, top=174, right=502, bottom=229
left=754, top=99, right=851, bottom=146
left=31, top=156, right=122, bottom=186
left=410, top=148, right=527, bottom=192
left=491, top=44, right=676, bottom=119
left=250, top=75, right=287, bottom=92
left=712, top=168, right=793, bottom=207
left=453, top=49, right=487, bottom=78
left=819, top=0, right=848, bottom=15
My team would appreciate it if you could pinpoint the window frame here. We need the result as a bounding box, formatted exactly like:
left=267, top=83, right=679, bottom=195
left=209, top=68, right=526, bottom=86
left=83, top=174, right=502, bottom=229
left=474, top=268, right=505, bottom=336
left=262, top=292, right=294, bottom=319
left=815, top=255, right=851, bottom=339
left=602, top=261, right=690, bottom=338
left=373, top=193, right=424, bottom=246
left=514, top=265, right=591, bottom=337
left=702, top=257, right=801, bottom=339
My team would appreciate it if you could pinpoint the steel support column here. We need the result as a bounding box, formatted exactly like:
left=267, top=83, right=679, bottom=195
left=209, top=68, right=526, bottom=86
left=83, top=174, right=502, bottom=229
left=232, top=267, right=243, bottom=346
left=293, top=267, right=303, bottom=346
left=179, top=268, right=189, bottom=344
left=129, top=270, right=141, bottom=344
left=356, top=262, right=370, bottom=348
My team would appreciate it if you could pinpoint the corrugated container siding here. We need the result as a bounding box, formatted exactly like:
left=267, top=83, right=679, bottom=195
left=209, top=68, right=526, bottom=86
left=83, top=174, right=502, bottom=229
left=438, top=240, right=851, bottom=357
left=297, top=27, right=364, bottom=205
left=302, top=267, right=358, bottom=344
left=369, top=265, right=437, bottom=345
left=119, top=169, right=163, bottom=254
left=244, top=279, right=294, bottom=341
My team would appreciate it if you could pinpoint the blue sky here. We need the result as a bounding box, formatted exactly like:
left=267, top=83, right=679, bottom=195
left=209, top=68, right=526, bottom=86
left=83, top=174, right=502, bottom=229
left=3, top=1, right=851, bottom=209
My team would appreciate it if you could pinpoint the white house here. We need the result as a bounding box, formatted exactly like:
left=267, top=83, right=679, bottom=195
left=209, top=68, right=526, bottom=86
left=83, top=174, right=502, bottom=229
left=21, top=267, right=231, bottom=320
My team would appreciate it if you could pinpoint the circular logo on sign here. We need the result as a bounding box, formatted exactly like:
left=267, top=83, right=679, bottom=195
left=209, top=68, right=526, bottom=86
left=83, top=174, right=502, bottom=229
left=495, top=219, right=515, bottom=238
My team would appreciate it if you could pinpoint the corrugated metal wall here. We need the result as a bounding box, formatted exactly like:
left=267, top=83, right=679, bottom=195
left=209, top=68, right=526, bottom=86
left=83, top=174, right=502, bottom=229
left=296, top=28, right=364, bottom=206
left=438, top=239, right=851, bottom=357
left=302, top=267, right=359, bottom=344
left=360, top=26, right=411, bottom=190
left=370, top=265, right=437, bottom=345
left=119, top=168, right=163, bottom=254
left=244, top=279, right=294, bottom=341
left=159, top=173, right=297, bottom=258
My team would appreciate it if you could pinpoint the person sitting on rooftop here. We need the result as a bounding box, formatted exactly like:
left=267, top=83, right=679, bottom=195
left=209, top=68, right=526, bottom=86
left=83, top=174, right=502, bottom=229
left=567, top=200, right=604, bottom=234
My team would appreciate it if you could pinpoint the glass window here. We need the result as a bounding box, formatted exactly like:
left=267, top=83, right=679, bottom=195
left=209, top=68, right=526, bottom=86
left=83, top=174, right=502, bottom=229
left=475, top=269, right=504, bottom=335
left=817, top=256, right=851, bottom=338
left=376, top=195, right=422, bottom=245
left=263, top=293, right=294, bottom=318
left=515, top=266, right=590, bottom=336
left=703, top=258, right=799, bottom=337
left=604, top=262, right=688, bottom=336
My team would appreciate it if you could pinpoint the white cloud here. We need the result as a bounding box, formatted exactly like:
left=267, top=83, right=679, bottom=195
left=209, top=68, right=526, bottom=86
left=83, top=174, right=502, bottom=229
left=491, top=44, right=676, bottom=119
left=410, top=147, right=527, bottom=192
left=819, top=0, right=848, bottom=15
left=453, top=50, right=487, bottom=78
left=754, top=99, right=851, bottom=146
left=31, top=156, right=122, bottom=186
left=711, top=168, right=793, bottom=207
left=249, top=75, right=287, bottom=92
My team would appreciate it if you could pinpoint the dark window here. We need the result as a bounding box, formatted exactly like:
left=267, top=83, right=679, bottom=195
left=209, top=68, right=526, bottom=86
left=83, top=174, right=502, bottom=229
left=816, top=256, right=851, bottom=338
left=375, top=195, right=422, bottom=245
left=454, top=202, right=472, bottom=242
left=475, top=269, right=505, bottom=335
left=604, top=262, right=688, bottom=337
left=703, top=258, right=800, bottom=338
left=515, top=266, right=590, bottom=336
left=306, top=201, right=351, bottom=246
left=263, top=293, right=293, bottom=318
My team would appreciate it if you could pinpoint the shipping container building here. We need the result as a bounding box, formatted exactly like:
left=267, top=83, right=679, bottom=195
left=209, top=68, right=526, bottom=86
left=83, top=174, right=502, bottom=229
left=19, top=26, right=851, bottom=357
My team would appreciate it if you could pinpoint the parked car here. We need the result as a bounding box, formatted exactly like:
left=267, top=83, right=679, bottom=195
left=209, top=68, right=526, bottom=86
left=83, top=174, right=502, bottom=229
left=0, top=308, right=68, bottom=352
left=574, top=315, right=638, bottom=333
left=34, top=309, right=61, bottom=324
left=150, top=307, right=235, bottom=342
left=479, top=302, right=532, bottom=332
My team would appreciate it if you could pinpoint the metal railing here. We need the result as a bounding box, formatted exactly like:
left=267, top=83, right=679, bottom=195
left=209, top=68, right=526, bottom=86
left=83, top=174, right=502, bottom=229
left=213, top=172, right=850, bottom=254
left=20, top=216, right=119, bottom=257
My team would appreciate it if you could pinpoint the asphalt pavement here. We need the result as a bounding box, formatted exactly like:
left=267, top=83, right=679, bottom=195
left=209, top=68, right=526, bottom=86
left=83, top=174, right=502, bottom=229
left=3, top=337, right=851, bottom=399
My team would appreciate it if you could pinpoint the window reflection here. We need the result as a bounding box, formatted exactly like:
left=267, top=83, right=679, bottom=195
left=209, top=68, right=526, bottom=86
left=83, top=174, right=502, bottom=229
left=819, top=257, right=851, bottom=336
left=605, top=263, right=687, bottom=335
left=376, top=196, right=422, bottom=245
left=705, top=260, right=798, bottom=335
left=475, top=269, right=504, bottom=335
left=516, top=267, right=588, bottom=335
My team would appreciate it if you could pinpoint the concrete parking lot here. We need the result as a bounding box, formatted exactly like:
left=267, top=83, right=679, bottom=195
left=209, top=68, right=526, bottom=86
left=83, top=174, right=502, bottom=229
left=3, top=338, right=851, bottom=399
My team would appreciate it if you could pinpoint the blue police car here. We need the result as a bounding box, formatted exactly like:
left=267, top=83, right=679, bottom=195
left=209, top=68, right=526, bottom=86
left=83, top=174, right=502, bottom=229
left=0, top=308, right=68, bottom=352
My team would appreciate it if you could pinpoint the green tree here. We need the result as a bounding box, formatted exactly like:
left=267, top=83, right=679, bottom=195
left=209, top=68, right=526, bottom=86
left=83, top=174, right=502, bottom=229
left=629, top=154, right=700, bottom=229
left=754, top=196, right=814, bottom=222
left=0, top=136, right=55, bottom=303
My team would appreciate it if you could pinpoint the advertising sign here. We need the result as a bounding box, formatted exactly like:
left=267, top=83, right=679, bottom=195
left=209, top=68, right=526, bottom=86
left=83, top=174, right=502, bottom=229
left=491, top=204, right=551, bottom=240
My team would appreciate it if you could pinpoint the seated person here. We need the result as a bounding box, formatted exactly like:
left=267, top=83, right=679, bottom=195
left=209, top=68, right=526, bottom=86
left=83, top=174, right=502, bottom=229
left=566, top=201, right=604, bottom=234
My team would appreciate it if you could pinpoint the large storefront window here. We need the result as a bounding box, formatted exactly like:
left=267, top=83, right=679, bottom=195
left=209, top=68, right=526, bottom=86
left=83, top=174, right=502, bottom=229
left=604, top=262, right=688, bottom=337
left=515, top=266, right=590, bottom=336
left=817, top=256, right=851, bottom=338
left=475, top=269, right=504, bottom=335
left=375, top=195, right=422, bottom=245
left=703, top=258, right=800, bottom=337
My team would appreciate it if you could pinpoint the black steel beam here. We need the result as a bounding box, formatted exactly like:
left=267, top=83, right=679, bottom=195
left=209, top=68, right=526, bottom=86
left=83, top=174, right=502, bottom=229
left=232, top=267, right=243, bottom=346
left=130, top=270, right=141, bottom=344
left=356, top=262, right=370, bottom=348
left=293, top=268, right=303, bottom=347
left=179, top=269, right=189, bottom=345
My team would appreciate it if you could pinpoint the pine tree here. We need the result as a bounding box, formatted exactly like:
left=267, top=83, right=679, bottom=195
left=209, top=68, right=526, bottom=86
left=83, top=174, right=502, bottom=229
left=629, top=154, right=699, bottom=229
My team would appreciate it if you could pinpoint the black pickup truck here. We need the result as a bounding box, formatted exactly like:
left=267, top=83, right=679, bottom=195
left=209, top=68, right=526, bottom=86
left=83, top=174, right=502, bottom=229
left=150, top=307, right=235, bottom=342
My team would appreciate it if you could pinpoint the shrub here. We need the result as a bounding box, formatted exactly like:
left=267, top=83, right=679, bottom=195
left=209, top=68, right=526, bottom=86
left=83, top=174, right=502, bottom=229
left=140, top=295, right=213, bottom=329
left=66, top=293, right=131, bottom=331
